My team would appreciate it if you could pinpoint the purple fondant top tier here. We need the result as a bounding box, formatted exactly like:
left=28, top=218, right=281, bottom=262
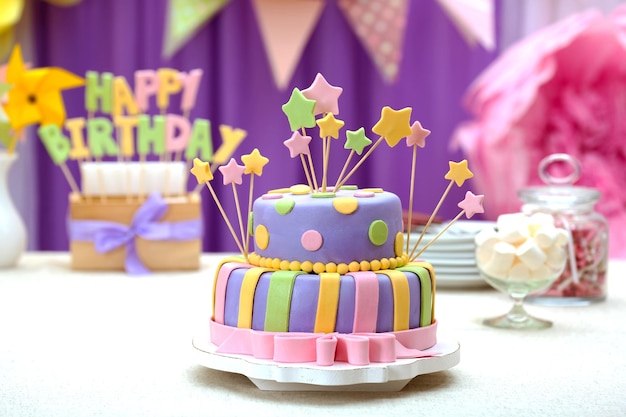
left=251, top=187, right=403, bottom=265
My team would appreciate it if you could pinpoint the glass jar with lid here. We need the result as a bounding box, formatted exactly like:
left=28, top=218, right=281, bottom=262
left=518, top=154, right=608, bottom=305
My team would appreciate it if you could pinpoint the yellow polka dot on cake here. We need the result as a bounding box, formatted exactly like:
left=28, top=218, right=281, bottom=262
left=394, top=232, right=404, bottom=256
left=255, top=225, right=269, bottom=250
left=332, top=197, right=358, bottom=214
left=289, top=184, right=311, bottom=195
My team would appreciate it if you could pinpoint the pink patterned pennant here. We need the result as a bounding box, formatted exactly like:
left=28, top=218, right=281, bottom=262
left=338, top=0, right=409, bottom=83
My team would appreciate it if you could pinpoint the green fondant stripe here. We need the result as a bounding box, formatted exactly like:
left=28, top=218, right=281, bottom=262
left=399, top=265, right=433, bottom=327
left=264, top=270, right=302, bottom=331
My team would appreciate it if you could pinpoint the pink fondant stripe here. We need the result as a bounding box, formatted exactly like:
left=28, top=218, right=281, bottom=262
left=348, top=271, right=379, bottom=333
left=213, top=262, right=248, bottom=324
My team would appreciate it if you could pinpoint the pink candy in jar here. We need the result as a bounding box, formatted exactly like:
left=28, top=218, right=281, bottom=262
left=518, top=154, right=608, bottom=305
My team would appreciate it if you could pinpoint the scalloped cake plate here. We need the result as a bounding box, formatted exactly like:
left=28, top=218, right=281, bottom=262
left=192, top=334, right=460, bottom=392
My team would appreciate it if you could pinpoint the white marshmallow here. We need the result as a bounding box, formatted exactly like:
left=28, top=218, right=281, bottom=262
left=499, top=225, right=530, bottom=245
left=475, top=228, right=499, bottom=252
left=530, top=264, right=553, bottom=280
left=508, top=262, right=531, bottom=281
left=545, top=244, right=568, bottom=270
left=555, top=228, right=570, bottom=247
left=496, top=213, right=528, bottom=231
left=527, top=212, right=555, bottom=236
left=476, top=246, right=493, bottom=265
left=481, top=241, right=516, bottom=278
left=534, top=225, right=560, bottom=249
left=515, top=239, right=547, bottom=270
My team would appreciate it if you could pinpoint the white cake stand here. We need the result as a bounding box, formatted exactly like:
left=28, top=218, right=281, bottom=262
left=192, top=332, right=460, bottom=392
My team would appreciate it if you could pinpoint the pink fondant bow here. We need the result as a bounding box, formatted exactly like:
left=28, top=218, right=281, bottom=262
left=209, top=320, right=438, bottom=366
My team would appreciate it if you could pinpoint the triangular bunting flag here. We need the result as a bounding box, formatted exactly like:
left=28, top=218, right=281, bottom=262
left=252, top=0, right=326, bottom=90
left=436, top=0, right=495, bottom=50
left=338, top=0, right=409, bottom=83
left=162, top=0, right=231, bottom=58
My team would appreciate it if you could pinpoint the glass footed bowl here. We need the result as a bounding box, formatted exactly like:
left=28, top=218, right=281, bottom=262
left=477, top=253, right=566, bottom=330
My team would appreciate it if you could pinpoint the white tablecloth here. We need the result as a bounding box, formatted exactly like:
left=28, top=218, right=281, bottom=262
left=0, top=253, right=624, bottom=416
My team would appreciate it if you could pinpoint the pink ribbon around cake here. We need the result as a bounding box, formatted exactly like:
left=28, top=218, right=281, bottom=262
left=209, top=319, right=439, bottom=366
left=68, top=192, right=202, bottom=275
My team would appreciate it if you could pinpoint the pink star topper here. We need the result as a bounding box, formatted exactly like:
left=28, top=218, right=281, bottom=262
left=218, top=158, right=246, bottom=185
left=283, top=130, right=312, bottom=158
left=406, top=121, right=431, bottom=148
left=458, top=191, right=485, bottom=218
left=301, top=73, right=343, bottom=115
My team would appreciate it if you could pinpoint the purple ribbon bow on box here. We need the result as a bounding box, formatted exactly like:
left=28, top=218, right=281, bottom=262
left=69, top=192, right=202, bottom=275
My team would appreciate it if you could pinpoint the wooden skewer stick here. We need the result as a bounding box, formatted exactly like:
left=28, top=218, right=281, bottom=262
left=231, top=182, right=247, bottom=259
left=408, top=180, right=454, bottom=260
left=302, top=128, right=319, bottom=191
left=412, top=210, right=465, bottom=261
left=300, top=153, right=314, bottom=190
left=405, top=145, right=418, bottom=255
left=59, top=162, right=81, bottom=196
left=244, top=174, right=256, bottom=259
left=321, top=136, right=329, bottom=192
left=204, top=180, right=246, bottom=256
left=334, top=136, right=384, bottom=190
left=334, top=149, right=355, bottom=190
left=96, top=156, right=107, bottom=203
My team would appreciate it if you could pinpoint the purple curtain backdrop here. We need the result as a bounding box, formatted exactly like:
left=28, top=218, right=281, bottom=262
left=30, top=0, right=498, bottom=253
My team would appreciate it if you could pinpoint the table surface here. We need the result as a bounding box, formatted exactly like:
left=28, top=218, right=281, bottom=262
left=1, top=252, right=624, bottom=417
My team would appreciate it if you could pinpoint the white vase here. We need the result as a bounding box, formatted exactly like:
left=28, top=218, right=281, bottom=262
left=0, top=152, right=27, bottom=268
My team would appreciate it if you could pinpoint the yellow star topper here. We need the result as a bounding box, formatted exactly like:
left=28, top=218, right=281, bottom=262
left=316, top=113, right=345, bottom=139
left=190, top=158, right=213, bottom=184
left=371, top=106, right=413, bottom=147
left=241, top=148, right=269, bottom=176
left=445, top=160, right=474, bottom=187
left=3, top=44, right=84, bottom=132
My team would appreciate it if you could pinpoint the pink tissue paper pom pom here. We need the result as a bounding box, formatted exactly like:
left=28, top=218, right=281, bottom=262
left=452, top=6, right=626, bottom=258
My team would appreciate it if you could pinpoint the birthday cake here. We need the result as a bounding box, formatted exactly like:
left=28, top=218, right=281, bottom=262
left=192, top=74, right=484, bottom=367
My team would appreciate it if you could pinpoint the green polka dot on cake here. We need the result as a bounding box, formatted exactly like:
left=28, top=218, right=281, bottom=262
left=369, top=220, right=388, bottom=246
left=312, top=192, right=336, bottom=198
left=275, top=198, right=295, bottom=215
left=248, top=212, right=254, bottom=235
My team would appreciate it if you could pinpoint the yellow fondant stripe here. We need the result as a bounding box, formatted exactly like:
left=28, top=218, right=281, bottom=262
left=378, top=270, right=410, bottom=331
left=212, top=256, right=246, bottom=319
left=237, top=267, right=272, bottom=328
left=399, top=262, right=435, bottom=326
left=314, top=273, right=341, bottom=333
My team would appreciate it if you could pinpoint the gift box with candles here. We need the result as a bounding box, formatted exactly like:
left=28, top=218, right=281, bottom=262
left=68, top=191, right=202, bottom=274
left=2, top=49, right=248, bottom=274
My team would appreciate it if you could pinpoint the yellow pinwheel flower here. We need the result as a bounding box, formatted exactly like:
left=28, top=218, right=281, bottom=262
left=2, top=44, right=84, bottom=131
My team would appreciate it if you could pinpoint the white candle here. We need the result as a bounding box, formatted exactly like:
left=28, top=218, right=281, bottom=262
left=81, top=161, right=187, bottom=196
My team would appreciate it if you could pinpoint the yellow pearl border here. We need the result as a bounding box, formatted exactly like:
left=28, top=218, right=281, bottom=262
left=247, top=252, right=410, bottom=274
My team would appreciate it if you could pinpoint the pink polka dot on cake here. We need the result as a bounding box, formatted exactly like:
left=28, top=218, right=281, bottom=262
left=301, top=229, right=323, bottom=251
left=354, top=191, right=375, bottom=198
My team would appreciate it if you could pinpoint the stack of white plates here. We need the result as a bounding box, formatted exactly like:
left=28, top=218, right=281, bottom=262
left=408, top=220, right=496, bottom=289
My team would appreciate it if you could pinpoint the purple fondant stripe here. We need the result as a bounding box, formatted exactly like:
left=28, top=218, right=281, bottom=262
left=223, top=268, right=247, bottom=328
left=405, top=271, right=421, bottom=329
left=335, top=275, right=355, bottom=334
left=251, top=272, right=272, bottom=330
left=288, top=274, right=319, bottom=332
left=375, top=274, right=394, bottom=333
